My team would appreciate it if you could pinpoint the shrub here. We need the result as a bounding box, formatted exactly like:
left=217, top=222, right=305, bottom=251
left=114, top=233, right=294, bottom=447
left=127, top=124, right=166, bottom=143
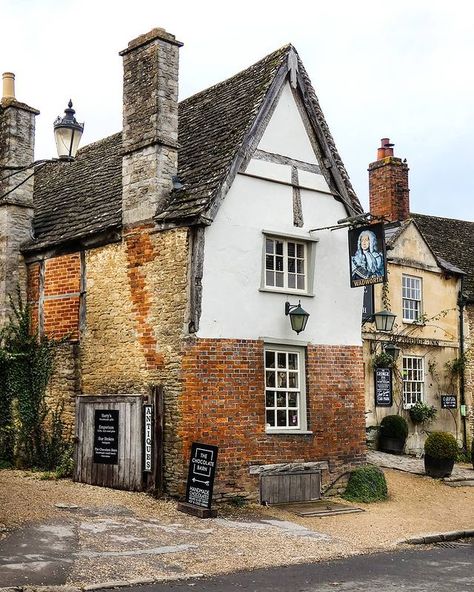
left=342, top=465, right=388, bottom=503
left=409, top=401, right=437, bottom=425
left=424, top=431, right=458, bottom=460
left=380, top=415, right=408, bottom=441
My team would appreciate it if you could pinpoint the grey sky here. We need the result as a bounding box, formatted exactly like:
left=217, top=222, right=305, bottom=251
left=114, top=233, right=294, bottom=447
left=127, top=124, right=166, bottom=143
left=2, top=0, right=472, bottom=220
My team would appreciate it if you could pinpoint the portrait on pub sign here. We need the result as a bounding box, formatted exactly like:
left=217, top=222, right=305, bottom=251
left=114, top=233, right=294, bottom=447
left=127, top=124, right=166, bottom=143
left=348, top=222, right=387, bottom=288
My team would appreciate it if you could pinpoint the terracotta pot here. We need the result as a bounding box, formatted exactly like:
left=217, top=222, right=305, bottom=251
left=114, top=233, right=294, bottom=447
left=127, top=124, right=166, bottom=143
left=424, top=454, right=455, bottom=478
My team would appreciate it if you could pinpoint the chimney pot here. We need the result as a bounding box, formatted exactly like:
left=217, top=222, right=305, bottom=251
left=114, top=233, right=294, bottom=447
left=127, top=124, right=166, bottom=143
left=2, top=72, right=15, bottom=99
left=377, top=137, right=394, bottom=159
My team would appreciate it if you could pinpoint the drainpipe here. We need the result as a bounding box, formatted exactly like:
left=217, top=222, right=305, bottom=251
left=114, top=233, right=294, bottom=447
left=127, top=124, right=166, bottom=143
left=458, top=276, right=468, bottom=452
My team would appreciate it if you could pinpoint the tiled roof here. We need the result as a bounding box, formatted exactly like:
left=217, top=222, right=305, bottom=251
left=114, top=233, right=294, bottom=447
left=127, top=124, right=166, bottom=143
left=26, top=133, right=123, bottom=251
left=25, top=45, right=361, bottom=252
left=412, top=213, right=474, bottom=301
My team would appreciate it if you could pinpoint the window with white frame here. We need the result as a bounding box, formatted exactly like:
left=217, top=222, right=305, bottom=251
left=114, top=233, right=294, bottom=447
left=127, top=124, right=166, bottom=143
left=402, top=275, right=422, bottom=322
left=403, top=356, right=424, bottom=407
left=264, top=237, right=306, bottom=292
left=264, top=346, right=307, bottom=431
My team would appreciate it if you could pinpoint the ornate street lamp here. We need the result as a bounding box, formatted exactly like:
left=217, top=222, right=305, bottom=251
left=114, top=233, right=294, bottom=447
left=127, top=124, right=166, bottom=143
left=285, top=300, right=310, bottom=335
left=53, top=100, right=84, bottom=160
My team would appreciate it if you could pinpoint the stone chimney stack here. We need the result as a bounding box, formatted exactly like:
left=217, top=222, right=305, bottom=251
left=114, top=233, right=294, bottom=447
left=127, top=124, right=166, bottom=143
left=368, top=138, right=410, bottom=222
left=0, top=73, right=39, bottom=325
left=120, top=28, right=183, bottom=227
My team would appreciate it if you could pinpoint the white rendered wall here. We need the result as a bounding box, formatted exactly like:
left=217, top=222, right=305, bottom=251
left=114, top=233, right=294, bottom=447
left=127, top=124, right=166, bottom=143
left=198, top=83, right=363, bottom=346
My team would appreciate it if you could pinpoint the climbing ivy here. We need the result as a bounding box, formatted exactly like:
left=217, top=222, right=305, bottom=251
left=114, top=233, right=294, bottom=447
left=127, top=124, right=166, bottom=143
left=0, top=294, right=71, bottom=470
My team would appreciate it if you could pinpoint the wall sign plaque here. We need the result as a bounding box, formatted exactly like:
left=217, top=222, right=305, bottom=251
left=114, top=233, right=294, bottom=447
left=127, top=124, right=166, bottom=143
left=441, top=395, right=457, bottom=409
left=185, top=442, right=218, bottom=510
left=93, top=409, right=119, bottom=464
left=143, top=404, right=153, bottom=472
left=374, top=368, right=392, bottom=407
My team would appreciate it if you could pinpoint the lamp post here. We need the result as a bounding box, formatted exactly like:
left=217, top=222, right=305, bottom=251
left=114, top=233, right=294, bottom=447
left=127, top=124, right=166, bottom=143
left=285, top=301, right=310, bottom=335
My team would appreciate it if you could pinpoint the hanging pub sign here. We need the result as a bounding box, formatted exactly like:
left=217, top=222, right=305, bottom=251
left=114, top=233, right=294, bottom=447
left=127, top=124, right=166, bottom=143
left=374, top=367, right=392, bottom=407
left=185, top=442, right=218, bottom=510
left=143, top=404, right=153, bottom=473
left=348, top=222, right=387, bottom=288
left=362, top=284, right=374, bottom=322
left=441, top=395, right=457, bottom=409
left=93, top=409, right=119, bottom=464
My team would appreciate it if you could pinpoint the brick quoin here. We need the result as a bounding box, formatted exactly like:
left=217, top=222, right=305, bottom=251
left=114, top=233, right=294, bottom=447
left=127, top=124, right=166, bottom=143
left=180, top=339, right=366, bottom=497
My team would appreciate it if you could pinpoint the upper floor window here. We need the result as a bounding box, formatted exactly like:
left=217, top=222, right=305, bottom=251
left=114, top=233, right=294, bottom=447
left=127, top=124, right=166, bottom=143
left=265, top=237, right=306, bottom=292
left=402, top=275, right=422, bottom=322
left=403, top=355, right=424, bottom=407
left=264, top=345, right=307, bottom=432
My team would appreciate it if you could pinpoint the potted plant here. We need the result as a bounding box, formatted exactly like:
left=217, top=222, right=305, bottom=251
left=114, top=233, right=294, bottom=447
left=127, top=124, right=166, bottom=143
left=379, top=415, right=408, bottom=454
left=409, top=401, right=437, bottom=425
left=424, top=431, right=458, bottom=478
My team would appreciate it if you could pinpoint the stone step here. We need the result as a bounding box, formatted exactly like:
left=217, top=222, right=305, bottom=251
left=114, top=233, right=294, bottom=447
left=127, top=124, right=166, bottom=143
left=445, top=480, right=474, bottom=487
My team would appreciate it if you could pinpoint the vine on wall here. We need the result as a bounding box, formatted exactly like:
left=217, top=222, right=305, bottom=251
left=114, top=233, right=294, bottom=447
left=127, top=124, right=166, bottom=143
left=0, top=295, right=72, bottom=470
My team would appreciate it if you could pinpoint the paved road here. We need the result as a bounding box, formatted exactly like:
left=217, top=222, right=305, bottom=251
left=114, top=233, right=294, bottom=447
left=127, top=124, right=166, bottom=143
left=113, top=542, right=474, bottom=592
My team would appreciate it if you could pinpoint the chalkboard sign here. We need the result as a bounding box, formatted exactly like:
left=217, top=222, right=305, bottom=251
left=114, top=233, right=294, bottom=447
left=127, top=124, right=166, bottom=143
left=374, top=368, right=392, bottom=407
left=185, top=442, right=218, bottom=510
left=93, top=409, right=119, bottom=464
left=441, top=395, right=457, bottom=409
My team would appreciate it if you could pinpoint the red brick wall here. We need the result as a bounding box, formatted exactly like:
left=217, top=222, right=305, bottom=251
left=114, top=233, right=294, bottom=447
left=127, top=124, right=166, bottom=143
left=369, top=157, right=410, bottom=222
left=27, top=253, right=81, bottom=339
left=180, top=339, right=366, bottom=497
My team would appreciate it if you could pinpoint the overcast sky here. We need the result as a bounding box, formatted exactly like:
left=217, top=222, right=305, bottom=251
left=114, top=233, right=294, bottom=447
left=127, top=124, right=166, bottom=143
left=1, top=0, right=473, bottom=220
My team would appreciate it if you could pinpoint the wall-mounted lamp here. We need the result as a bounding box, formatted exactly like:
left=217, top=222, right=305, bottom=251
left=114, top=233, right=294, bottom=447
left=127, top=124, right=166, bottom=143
left=373, top=309, right=396, bottom=332
left=384, top=342, right=401, bottom=362
left=285, top=300, right=310, bottom=335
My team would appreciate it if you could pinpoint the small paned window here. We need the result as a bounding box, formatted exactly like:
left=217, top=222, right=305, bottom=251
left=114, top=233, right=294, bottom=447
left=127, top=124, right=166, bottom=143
left=265, top=237, right=306, bottom=292
left=264, top=346, right=307, bottom=432
left=403, top=356, right=424, bottom=407
left=402, top=275, right=422, bottom=322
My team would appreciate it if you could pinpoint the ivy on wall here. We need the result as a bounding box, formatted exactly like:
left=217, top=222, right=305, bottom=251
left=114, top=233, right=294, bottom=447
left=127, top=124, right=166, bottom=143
left=0, top=295, right=71, bottom=470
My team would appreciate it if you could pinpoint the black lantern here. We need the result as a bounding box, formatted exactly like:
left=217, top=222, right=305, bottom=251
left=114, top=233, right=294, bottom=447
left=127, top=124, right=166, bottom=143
left=285, top=301, right=310, bottom=334
left=53, top=100, right=84, bottom=160
left=384, top=342, right=401, bottom=362
left=374, top=309, right=396, bottom=332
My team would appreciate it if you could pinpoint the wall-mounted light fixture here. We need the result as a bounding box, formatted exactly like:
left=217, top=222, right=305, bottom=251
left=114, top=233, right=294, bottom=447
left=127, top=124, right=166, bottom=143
left=373, top=309, right=396, bottom=332
left=285, top=300, right=310, bottom=335
left=384, top=342, right=401, bottom=362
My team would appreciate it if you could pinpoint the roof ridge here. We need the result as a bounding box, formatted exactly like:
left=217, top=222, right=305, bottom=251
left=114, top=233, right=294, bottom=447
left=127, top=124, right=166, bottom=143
left=412, top=212, right=474, bottom=225
left=180, top=44, right=293, bottom=106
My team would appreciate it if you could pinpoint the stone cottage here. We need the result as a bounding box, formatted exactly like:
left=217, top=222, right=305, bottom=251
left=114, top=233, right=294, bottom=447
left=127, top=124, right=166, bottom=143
left=364, top=139, right=472, bottom=453
left=0, top=28, right=368, bottom=501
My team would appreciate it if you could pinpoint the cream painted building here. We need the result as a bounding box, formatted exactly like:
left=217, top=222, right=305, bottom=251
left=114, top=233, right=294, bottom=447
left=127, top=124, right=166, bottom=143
left=364, top=140, right=468, bottom=454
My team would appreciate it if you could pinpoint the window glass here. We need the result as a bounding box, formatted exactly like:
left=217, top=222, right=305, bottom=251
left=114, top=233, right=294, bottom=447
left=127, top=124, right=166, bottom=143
left=264, top=237, right=307, bottom=292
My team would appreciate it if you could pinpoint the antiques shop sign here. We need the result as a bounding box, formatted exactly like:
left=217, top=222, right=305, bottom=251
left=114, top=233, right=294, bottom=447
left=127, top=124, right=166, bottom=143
left=93, top=409, right=119, bottom=464
left=185, top=442, right=218, bottom=510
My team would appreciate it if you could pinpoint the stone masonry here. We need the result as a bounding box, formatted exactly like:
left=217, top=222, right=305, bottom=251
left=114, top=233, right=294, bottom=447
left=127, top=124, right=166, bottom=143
left=120, top=29, right=182, bottom=226
left=0, top=94, right=39, bottom=326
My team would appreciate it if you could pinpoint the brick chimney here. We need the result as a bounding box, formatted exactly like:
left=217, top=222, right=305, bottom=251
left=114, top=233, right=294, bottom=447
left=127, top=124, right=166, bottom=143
left=368, top=138, right=410, bottom=222
left=0, top=73, right=39, bottom=325
left=120, top=28, right=183, bottom=227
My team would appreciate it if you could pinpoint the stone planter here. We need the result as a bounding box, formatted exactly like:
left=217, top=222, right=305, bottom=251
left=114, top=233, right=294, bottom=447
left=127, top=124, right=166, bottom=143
left=424, top=454, right=455, bottom=478
left=379, top=436, right=405, bottom=455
